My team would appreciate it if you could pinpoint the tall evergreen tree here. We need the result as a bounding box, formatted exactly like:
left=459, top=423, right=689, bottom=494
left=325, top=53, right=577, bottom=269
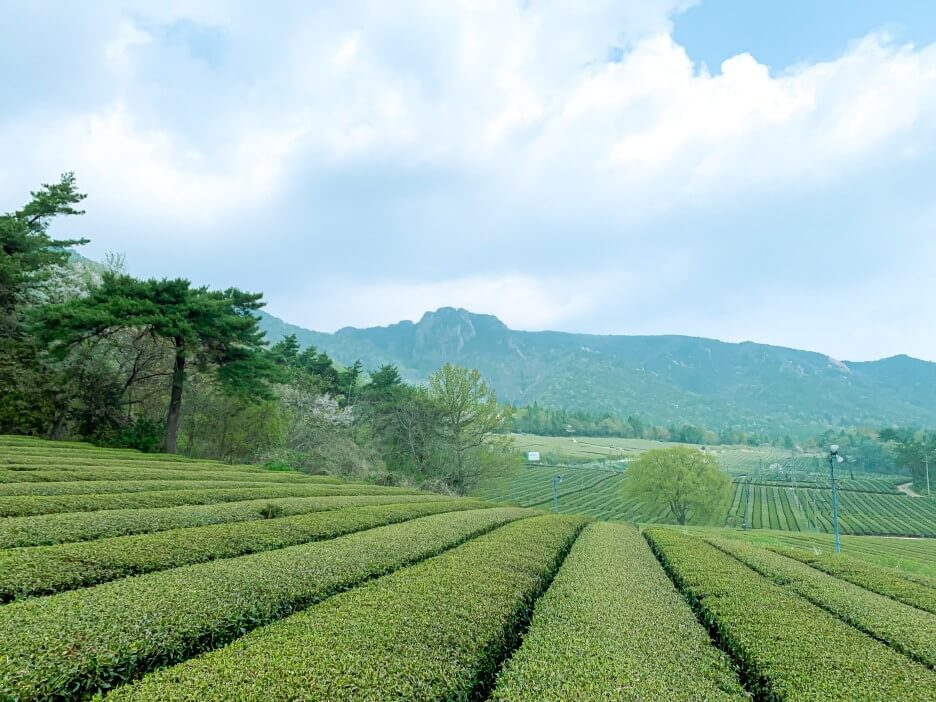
left=0, top=174, right=89, bottom=434
left=0, top=173, right=88, bottom=324
left=35, top=273, right=279, bottom=453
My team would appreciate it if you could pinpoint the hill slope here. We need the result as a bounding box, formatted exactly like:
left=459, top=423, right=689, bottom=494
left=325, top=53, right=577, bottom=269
left=4, top=438, right=935, bottom=701
left=258, top=308, right=936, bottom=433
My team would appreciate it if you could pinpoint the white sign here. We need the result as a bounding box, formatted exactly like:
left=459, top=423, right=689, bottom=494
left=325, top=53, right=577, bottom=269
left=526, top=451, right=541, bottom=462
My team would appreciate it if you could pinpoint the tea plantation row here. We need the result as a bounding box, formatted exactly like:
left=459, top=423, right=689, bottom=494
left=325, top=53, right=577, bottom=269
left=2, top=437, right=935, bottom=701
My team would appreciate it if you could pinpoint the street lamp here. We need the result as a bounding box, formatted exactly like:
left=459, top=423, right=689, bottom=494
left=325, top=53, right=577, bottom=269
left=552, top=474, right=563, bottom=513
left=922, top=444, right=932, bottom=497
left=828, top=445, right=845, bottom=554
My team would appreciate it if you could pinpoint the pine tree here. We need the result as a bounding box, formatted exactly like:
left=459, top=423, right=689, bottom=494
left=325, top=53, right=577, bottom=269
left=35, top=273, right=279, bottom=453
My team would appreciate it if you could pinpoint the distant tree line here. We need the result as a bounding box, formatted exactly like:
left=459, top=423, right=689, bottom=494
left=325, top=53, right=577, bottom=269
left=509, top=403, right=776, bottom=446
left=0, top=175, right=513, bottom=494
left=511, top=405, right=919, bottom=480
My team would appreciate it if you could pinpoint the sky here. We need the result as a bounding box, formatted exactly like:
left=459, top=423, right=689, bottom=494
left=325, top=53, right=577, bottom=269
left=2, top=1, right=936, bottom=362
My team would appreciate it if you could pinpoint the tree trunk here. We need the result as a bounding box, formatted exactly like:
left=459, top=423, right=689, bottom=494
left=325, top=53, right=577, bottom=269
left=163, top=339, right=186, bottom=454
left=45, top=402, right=69, bottom=440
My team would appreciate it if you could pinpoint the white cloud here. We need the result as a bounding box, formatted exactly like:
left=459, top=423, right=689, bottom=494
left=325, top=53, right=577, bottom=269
left=7, top=4, right=935, bottom=221
left=1, top=1, right=936, bottom=358
left=104, top=19, right=152, bottom=67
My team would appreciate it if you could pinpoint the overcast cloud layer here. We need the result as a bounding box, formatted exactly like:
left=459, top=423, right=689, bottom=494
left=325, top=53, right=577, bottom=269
left=2, top=1, right=936, bottom=361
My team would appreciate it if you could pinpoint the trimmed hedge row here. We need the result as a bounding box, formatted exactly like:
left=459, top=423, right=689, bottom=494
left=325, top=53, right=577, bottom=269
left=0, top=506, right=532, bottom=701
left=0, top=467, right=327, bottom=484
left=645, top=529, right=936, bottom=701
left=707, top=536, right=936, bottom=669
left=0, top=437, right=101, bottom=449
left=0, top=478, right=326, bottom=497
left=0, top=441, right=201, bottom=458
left=0, top=456, right=231, bottom=469
left=771, top=545, right=936, bottom=614
left=0, top=450, right=211, bottom=465
left=108, top=514, right=585, bottom=702
left=0, top=499, right=489, bottom=600
left=0, top=483, right=418, bottom=517
left=490, top=523, right=746, bottom=701
left=0, top=493, right=452, bottom=548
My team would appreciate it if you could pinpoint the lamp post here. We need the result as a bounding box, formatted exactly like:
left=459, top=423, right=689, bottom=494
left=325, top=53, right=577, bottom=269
left=923, top=444, right=933, bottom=497
left=552, top=474, right=563, bottom=513
left=924, top=448, right=931, bottom=497
left=828, top=444, right=844, bottom=554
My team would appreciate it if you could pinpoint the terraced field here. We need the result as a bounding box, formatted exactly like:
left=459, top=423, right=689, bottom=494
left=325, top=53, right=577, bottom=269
left=3, top=436, right=936, bottom=701
left=682, top=527, right=936, bottom=580
left=472, top=464, right=668, bottom=522
left=724, top=479, right=936, bottom=536
left=474, top=460, right=935, bottom=536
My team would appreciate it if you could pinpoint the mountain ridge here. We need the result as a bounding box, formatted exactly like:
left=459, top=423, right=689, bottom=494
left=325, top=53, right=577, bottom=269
left=257, top=307, right=936, bottom=434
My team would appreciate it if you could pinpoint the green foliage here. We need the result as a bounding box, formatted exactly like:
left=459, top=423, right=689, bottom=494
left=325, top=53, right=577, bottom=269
left=258, top=502, right=284, bottom=519
left=723, top=479, right=936, bottom=536
left=0, top=506, right=529, bottom=701
left=262, top=307, right=936, bottom=437
left=354, top=382, right=439, bottom=482
left=0, top=173, right=88, bottom=319
left=427, top=363, right=510, bottom=492
left=104, top=416, right=165, bottom=453
left=490, top=523, right=745, bottom=701
left=880, top=427, right=935, bottom=492
left=269, top=334, right=341, bottom=396
left=33, top=273, right=280, bottom=452
left=706, top=536, right=936, bottom=669
left=0, top=466, right=325, bottom=484
left=0, top=175, right=92, bottom=436
left=771, top=545, right=936, bottom=614
left=0, top=483, right=418, bottom=517
left=473, top=445, right=935, bottom=536
left=646, top=529, right=936, bottom=700
left=0, top=493, right=452, bottom=549
left=178, top=381, right=284, bottom=463
left=0, top=500, right=485, bottom=600
left=0, top=336, right=59, bottom=436
left=623, top=446, right=730, bottom=524
left=0, top=477, right=332, bottom=496
left=107, top=515, right=583, bottom=702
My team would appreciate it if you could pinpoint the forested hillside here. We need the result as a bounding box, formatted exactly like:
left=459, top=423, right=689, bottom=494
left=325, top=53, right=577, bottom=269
left=260, top=307, right=936, bottom=434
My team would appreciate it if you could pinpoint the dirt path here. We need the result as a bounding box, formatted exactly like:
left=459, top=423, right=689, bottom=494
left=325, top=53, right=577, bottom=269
left=897, top=482, right=922, bottom=497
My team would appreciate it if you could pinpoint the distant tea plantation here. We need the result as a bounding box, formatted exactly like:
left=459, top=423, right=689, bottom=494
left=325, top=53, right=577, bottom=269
left=475, top=440, right=936, bottom=537
left=1, top=436, right=935, bottom=701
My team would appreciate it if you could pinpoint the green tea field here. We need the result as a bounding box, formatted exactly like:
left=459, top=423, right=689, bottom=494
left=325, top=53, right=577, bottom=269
left=477, top=437, right=936, bottom=537
left=2, top=436, right=935, bottom=700
left=679, top=526, right=936, bottom=580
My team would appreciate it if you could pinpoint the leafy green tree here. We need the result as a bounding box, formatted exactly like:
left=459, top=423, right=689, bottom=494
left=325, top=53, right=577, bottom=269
left=270, top=334, right=301, bottom=367
left=355, top=373, right=437, bottom=483
left=179, top=371, right=284, bottom=462
left=338, top=359, right=363, bottom=406
left=35, top=273, right=279, bottom=453
left=297, top=344, right=341, bottom=394
left=428, top=363, right=507, bottom=490
left=0, top=174, right=90, bottom=435
left=0, top=173, right=88, bottom=323
left=622, top=446, right=730, bottom=525
left=368, top=364, right=403, bottom=393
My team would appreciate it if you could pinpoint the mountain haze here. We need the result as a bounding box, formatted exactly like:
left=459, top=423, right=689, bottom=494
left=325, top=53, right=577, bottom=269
left=258, top=308, right=936, bottom=434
